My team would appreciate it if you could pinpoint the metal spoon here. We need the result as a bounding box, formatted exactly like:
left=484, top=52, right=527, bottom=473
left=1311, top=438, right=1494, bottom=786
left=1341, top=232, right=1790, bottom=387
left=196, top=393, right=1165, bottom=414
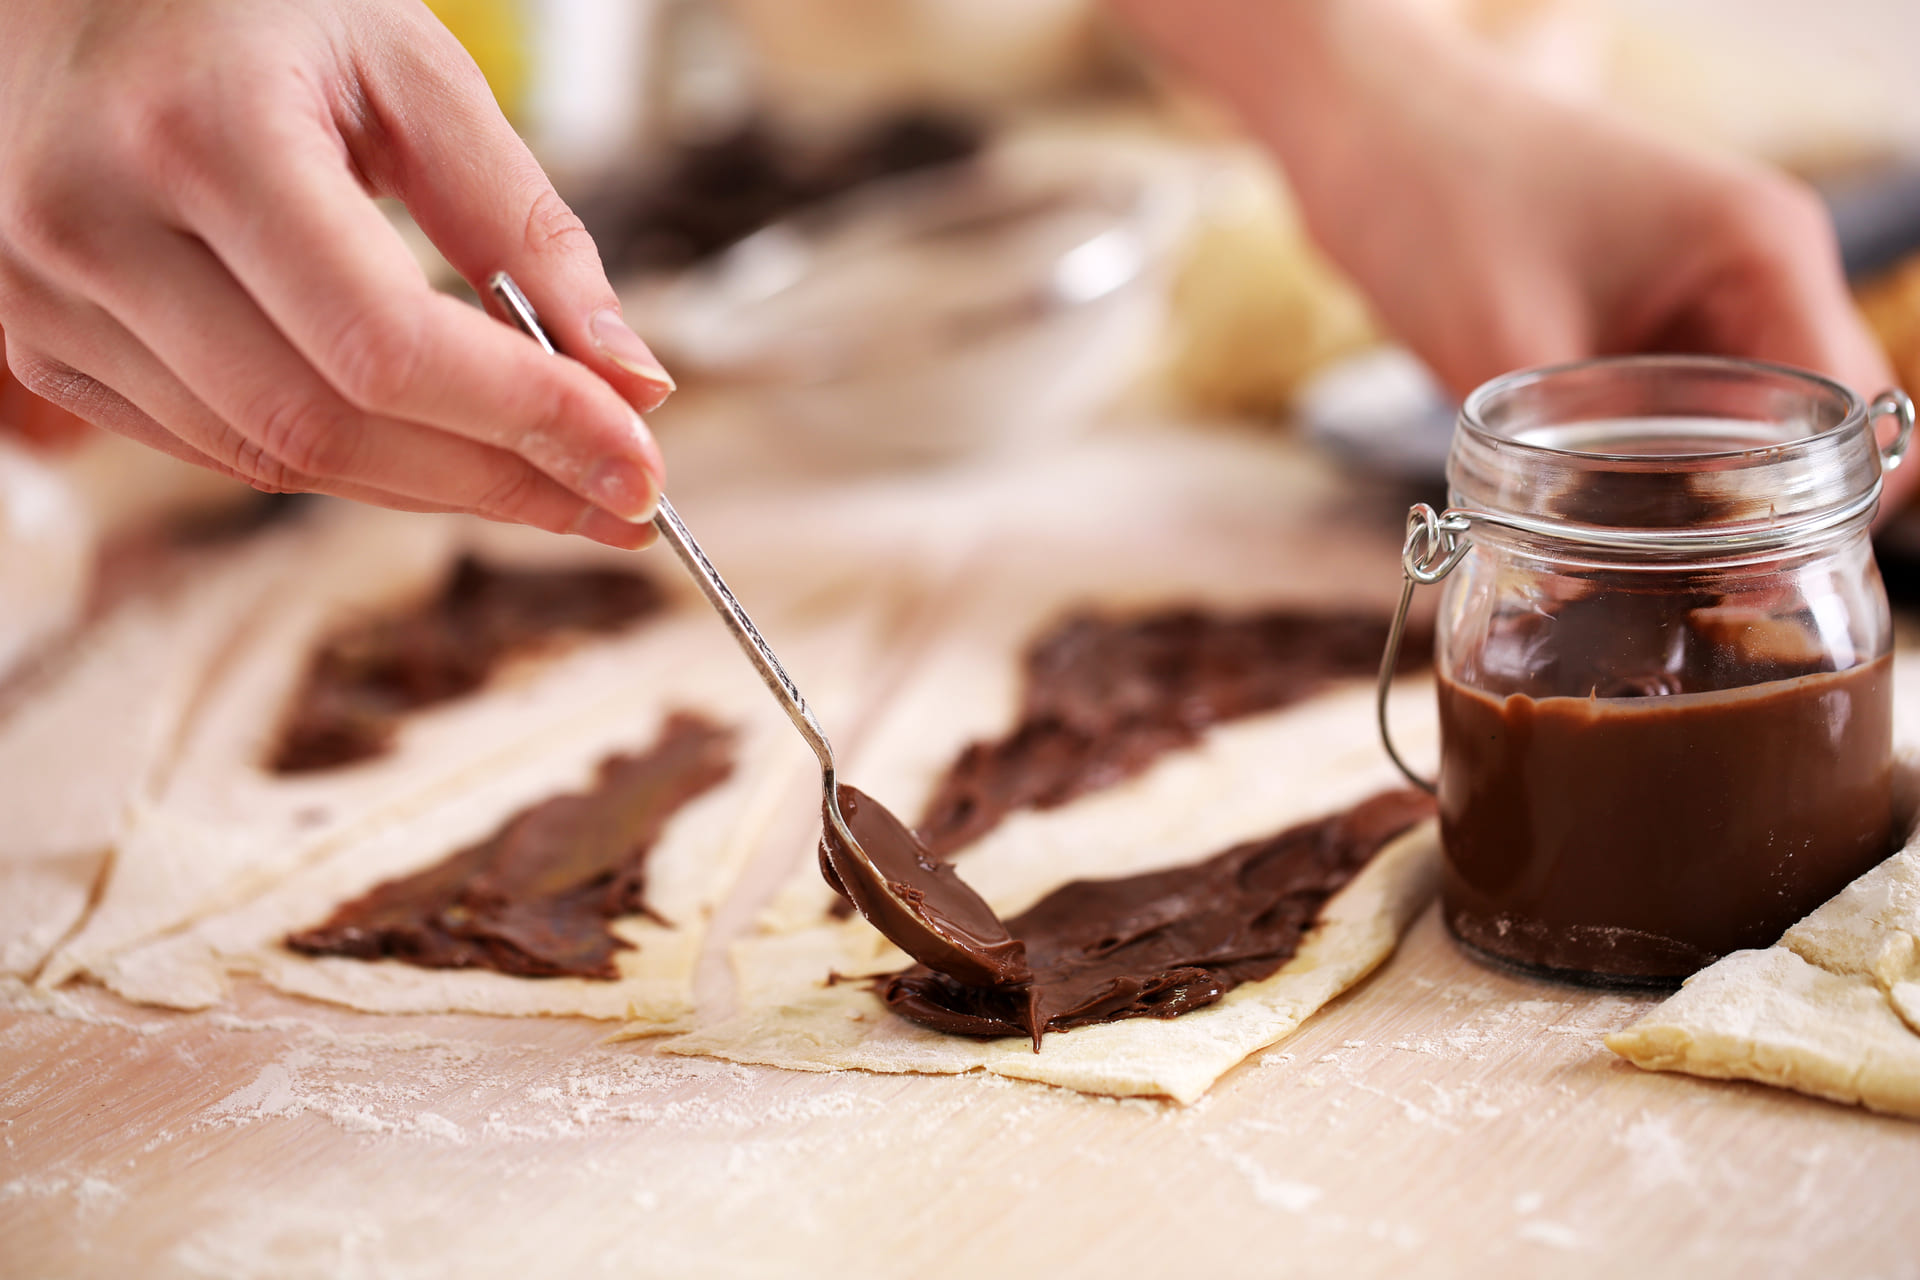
left=486, top=273, right=1027, bottom=988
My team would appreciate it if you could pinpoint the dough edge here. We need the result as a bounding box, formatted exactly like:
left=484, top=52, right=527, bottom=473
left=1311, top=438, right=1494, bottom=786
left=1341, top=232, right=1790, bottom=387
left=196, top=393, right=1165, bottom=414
left=1606, top=948, right=1920, bottom=1121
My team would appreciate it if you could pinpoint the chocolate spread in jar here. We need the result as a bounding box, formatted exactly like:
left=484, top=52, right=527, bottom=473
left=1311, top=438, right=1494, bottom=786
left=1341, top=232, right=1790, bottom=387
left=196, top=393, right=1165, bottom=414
left=1438, top=590, right=1894, bottom=983
left=876, top=789, right=1434, bottom=1048
left=271, top=556, right=664, bottom=773
left=286, top=713, right=733, bottom=979
left=916, top=608, right=1427, bottom=858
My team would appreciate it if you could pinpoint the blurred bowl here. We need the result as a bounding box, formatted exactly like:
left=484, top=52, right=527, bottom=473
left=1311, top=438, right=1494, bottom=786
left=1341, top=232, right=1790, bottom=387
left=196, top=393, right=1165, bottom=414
left=1296, top=346, right=1456, bottom=486
left=628, top=152, right=1181, bottom=467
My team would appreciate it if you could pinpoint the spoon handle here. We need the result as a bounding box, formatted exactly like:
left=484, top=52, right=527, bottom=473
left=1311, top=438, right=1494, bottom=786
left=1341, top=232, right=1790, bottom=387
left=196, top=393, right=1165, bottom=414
left=649, top=494, right=834, bottom=772
left=486, top=272, right=836, bottom=774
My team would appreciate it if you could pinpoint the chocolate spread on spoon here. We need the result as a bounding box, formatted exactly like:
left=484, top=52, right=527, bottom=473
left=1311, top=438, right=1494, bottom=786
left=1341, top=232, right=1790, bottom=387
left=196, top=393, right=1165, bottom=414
left=818, top=785, right=1031, bottom=989
left=874, top=788, right=1434, bottom=1048
left=916, top=608, right=1427, bottom=857
left=286, top=713, right=734, bottom=978
left=271, top=556, right=664, bottom=773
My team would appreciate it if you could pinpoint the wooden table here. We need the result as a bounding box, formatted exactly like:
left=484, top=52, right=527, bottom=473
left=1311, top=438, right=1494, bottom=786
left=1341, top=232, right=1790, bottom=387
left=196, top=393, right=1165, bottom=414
left=4, top=425, right=1917, bottom=1278
left=6, top=903, right=1917, bottom=1279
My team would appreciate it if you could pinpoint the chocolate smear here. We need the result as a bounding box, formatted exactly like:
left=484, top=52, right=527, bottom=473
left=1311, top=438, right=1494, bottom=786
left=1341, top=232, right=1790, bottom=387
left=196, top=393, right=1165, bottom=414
left=287, top=713, right=734, bottom=979
left=878, top=789, right=1435, bottom=1049
left=271, top=556, right=664, bottom=773
left=915, top=608, right=1428, bottom=858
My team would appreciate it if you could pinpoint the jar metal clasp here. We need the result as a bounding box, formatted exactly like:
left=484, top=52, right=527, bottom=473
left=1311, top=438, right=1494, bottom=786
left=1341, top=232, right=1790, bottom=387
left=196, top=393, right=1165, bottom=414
left=1376, top=503, right=1470, bottom=794
left=1373, top=386, right=1917, bottom=795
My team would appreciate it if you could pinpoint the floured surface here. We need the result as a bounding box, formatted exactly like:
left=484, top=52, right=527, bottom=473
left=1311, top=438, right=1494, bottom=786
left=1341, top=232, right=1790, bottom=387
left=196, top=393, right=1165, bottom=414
left=8, top=426, right=1919, bottom=1274
left=8, top=903, right=1919, bottom=1280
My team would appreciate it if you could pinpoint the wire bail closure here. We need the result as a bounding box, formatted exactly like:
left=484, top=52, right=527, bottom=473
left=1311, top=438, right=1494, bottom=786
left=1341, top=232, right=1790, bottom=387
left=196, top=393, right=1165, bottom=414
left=1872, top=388, right=1916, bottom=472
left=1376, top=504, right=1468, bottom=794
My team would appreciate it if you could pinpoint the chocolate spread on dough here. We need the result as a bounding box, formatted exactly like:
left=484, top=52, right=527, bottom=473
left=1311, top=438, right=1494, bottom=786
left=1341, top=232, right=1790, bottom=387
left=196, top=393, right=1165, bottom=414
left=916, top=608, right=1425, bottom=858
left=819, top=785, right=1030, bottom=989
left=271, top=556, right=664, bottom=773
left=1439, top=589, right=1894, bottom=983
left=286, top=713, right=734, bottom=978
left=876, top=789, right=1435, bottom=1048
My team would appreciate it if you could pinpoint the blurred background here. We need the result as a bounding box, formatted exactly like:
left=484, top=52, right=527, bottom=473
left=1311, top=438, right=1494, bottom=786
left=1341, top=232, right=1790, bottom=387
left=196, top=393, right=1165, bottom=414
left=393, top=0, right=1920, bottom=485
left=8, top=0, right=1920, bottom=637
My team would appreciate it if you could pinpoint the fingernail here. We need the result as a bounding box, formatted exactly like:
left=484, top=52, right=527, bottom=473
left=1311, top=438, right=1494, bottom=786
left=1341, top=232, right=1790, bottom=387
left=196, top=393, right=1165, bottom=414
left=572, top=506, right=658, bottom=550
left=625, top=406, right=665, bottom=477
left=584, top=454, right=658, bottom=523
left=591, top=309, right=676, bottom=405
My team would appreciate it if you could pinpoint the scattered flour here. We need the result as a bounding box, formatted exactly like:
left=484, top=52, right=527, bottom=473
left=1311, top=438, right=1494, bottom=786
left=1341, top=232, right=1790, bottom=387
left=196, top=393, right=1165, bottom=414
left=0, top=976, right=173, bottom=1035
left=1618, top=1112, right=1699, bottom=1194
left=1516, top=1218, right=1585, bottom=1251
left=0, top=1171, right=126, bottom=1213
left=1205, top=1139, right=1324, bottom=1214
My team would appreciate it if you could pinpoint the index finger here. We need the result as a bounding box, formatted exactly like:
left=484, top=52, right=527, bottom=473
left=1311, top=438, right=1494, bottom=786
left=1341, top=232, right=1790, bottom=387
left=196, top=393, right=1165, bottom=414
left=157, top=102, right=663, bottom=522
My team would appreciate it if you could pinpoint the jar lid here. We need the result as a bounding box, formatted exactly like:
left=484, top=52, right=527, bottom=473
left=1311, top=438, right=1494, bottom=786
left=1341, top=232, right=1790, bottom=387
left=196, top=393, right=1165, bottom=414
left=1448, top=356, right=1907, bottom=555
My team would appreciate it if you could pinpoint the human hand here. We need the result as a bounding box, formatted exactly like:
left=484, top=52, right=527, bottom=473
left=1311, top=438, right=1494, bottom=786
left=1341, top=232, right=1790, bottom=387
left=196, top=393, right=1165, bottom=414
left=0, top=0, right=675, bottom=549
left=0, top=327, right=92, bottom=450
left=1116, top=0, right=1904, bottom=492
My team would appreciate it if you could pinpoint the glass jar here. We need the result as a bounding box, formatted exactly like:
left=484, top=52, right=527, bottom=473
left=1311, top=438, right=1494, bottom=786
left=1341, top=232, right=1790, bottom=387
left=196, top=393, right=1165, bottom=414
left=1378, top=356, right=1915, bottom=987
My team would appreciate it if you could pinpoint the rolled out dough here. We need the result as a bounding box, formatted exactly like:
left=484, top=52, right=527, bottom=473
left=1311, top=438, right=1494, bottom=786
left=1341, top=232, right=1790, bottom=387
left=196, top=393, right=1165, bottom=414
left=59, top=508, right=885, bottom=1025
left=96, top=642, right=807, bottom=1027
left=660, top=667, right=1441, bottom=1101
left=0, top=520, right=315, bottom=977
left=758, top=547, right=1431, bottom=934
left=54, top=564, right=879, bottom=1028
left=662, top=818, right=1436, bottom=1103
left=1605, top=948, right=1920, bottom=1120
left=36, top=504, right=462, bottom=989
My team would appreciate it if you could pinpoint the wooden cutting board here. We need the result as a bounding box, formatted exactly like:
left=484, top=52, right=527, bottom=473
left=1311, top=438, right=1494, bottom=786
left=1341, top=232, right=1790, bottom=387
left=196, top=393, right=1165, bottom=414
left=4, top=426, right=1917, bottom=1277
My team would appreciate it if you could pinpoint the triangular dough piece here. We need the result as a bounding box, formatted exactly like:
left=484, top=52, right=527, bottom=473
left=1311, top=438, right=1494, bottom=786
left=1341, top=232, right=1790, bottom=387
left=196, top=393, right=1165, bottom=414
left=1606, top=948, right=1920, bottom=1120
left=0, top=521, right=306, bottom=976
left=95, top=605, right=873, bottom=1027
left=666, top=500, right=1437, bottom=1100
left=660, top=673, right=1439, bottom=1100
left=758, top=526, right=1424, bottom=933
left=664, top=815, right=1436, bottom=1104
left=37, top=503, right=462, bottom=988
left=1781, top=842, right=1920, bottom=1035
